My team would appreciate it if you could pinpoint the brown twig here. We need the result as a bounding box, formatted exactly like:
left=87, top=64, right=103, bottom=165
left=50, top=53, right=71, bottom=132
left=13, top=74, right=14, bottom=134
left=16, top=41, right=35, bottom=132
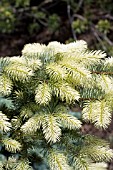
left=91, top=25, right=113, bottom=48
left=104, top=14, right=113, bottom=20
left=91, top=26, right=107, bottom=51
left=102, top=34, right=113, bottom=46
left=73, top=14, right=86, bottom=21
left=79, top=98, right=99, bottom=101
left=91, top=71, right=113, bottom=75
left=75, top=0, right=84, bottom=13
left=67, top=4, right=77, bottom=40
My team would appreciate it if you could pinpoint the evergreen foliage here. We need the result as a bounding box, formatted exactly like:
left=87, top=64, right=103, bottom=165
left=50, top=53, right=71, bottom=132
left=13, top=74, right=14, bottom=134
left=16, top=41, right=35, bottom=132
left=0, top=40, right=113, bottom=169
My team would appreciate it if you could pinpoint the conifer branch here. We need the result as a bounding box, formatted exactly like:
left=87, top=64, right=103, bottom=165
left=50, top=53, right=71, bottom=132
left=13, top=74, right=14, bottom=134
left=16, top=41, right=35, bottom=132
left=48, top=150, right=71, bottom=170
left=13, top=160, right=33, bottom=170
left=1, top=40, right=113, bottom=170
left=35, top=82, right=52, bottom=105
left=73, top=156, right=89, bottom=170
left=21, top=114, right=43, bottom=134
left=56, top=113, right=82, bottom=130
left=42, top=115, right=61, bottom=143
left=0, top=74, right=13, bottom=96
left=0, top=111, right=12, bottom=132
left=2, top=138, right=21, bottom=153
left=82, top=100, right=111, bottom=128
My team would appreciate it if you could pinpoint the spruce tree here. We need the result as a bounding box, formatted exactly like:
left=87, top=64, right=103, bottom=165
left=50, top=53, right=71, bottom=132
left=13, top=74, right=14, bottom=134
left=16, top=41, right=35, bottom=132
left=0, top=40, right=113, bottom=169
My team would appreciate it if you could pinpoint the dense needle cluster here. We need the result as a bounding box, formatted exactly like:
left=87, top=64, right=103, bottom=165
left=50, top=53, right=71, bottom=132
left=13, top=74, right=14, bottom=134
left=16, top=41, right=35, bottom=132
left=0, top=40, right=113, bottom=169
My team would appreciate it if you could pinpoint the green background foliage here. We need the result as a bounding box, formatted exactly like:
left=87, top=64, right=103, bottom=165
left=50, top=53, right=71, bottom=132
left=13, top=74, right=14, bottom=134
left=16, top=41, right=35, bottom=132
left=0, top=0, right=113, bottom=57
